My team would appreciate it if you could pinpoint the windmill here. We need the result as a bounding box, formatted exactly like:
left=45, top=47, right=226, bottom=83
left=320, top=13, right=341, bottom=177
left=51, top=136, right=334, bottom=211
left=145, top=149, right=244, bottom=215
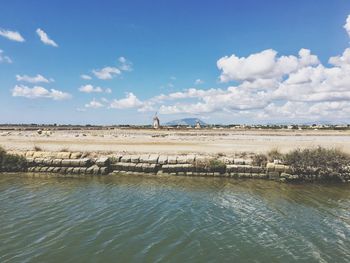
left=153, top=112, right=160, bottom=129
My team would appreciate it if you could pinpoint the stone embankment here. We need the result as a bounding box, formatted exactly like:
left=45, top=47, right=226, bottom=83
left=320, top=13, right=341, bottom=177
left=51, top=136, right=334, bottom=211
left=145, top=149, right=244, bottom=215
left=5, top=150, right=299, bottom=182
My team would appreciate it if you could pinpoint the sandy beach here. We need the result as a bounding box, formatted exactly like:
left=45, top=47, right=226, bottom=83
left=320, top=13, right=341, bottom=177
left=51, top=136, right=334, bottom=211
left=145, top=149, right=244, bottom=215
left=1, top=128, right=350, bottom=155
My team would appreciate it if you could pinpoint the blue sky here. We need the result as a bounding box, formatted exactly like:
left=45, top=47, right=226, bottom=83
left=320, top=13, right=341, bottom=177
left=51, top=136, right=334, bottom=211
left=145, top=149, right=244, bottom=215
left=1, top=0, right=350, bottom=124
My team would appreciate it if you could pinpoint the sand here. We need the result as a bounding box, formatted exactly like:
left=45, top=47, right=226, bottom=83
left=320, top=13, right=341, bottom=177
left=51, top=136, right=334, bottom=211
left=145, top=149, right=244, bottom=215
left=1, top=128, right=350, bottom=155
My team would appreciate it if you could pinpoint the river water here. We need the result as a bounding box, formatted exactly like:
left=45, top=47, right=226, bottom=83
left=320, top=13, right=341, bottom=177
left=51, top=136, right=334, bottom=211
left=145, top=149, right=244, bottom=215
left=0, top=174, right=349, bottom=263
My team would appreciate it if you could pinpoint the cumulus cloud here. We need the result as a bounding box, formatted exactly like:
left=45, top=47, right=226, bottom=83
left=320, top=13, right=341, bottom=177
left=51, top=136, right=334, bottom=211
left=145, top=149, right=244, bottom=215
left=0, top=28, right=25, bottom=42
left=79, top=84, right=103, bottom=93
left=80, top=74, right=92, bottom=80
left=16, top=74, right=51, bottom=83
left=217, top=48, right=319, bottom=82
left=93, top=67, right=121, bottom=80
left=79, top=84, right=112, bottom=94
left=110, top=92, right=143, bottom=109
left=84, top=14, right=350, bottom=123
left=344, top=15, right=350, bottom=37
left=12, top=85, right=71, bottom=100
left=36, top=28, right=58, bottom=47
left=0, top=49, right=12, bottom=63
left=85, top=99, right=104, bottom=108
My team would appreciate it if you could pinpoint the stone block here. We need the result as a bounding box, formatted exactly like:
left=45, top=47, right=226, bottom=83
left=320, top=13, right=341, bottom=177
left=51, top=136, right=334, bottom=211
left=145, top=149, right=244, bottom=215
left=61, top=159, right=71, bottom=167
left=168, top=156, right=177, bottom=164
left=234, top=158, right=245, bottom=165
left=266, top=163, right=275, bottom=172
left=79, top=158, right=91, bottom=167
left=148, top=154, right=159, bottom=164
left=40, top=167, right=48, bottom=172
left=47, top=167, right=55, bottom=173
left=130, top=155, right=140, bottom=163
left=53, top=167, right=61, bottom=173
left=141, top=163, right=150, bottom=172
left=86, top=165, right=96, bottom=174
left=66, top=167, right=74, bottom=174
left=135, top=163, right=143, bottom=172
left=251, top=166, right=263, bottom=173
left=26, top=157, right=34, bottom=165
left=43, top=158, right=53, bottom=166
left=275, top=164, right=286, bottom=173
left=57, top=152, right=71, bottom=159
left=60, top=167, right=68, bottom=174
left=158, top=155, right=168, bottom=164
left=73, top=167, right=81, bottom=174
left=96, top=157, right=110, bottom=167
left=70, top=152, right=82, bottom=159
left=176, top=156, right=187, bottom=164
left=161, top=164, right=169, bottom=172
left=34, top=158, right=44, bottom=165
left=268, top=171, right=280, bottom=179
left=121, top=155, right=132, bottom=162
left=79, top=167, right=87, bottom=174
left=93, top=166, right=100, bottom=175
left=244, top=159, right=253, bottom=165
left=139, top=154, right=149, bottom=163
left=69, top=159, right=81, bottom=167
left=52, top=159, right=62, bottom=166
left=110, top=155, right=122, bottom=163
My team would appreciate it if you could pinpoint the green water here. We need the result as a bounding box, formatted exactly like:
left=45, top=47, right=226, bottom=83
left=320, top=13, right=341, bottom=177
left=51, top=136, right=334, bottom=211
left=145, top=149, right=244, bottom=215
left=0, top=174, right=349, bottom=263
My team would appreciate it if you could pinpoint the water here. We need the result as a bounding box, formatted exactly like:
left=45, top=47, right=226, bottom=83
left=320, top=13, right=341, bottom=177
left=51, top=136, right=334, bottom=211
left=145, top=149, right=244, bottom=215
left=0, top=174, right=349, bottom=263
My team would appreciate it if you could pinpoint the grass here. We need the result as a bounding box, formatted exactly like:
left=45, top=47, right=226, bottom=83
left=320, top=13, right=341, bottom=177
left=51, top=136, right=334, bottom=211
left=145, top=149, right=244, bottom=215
left=0, top=147, right=27, bottom=172
left=284, top=147, right=350, bottom=180
left=255, top=147, right=350, bottom=181
left=194, top=158, right=226, bottom=173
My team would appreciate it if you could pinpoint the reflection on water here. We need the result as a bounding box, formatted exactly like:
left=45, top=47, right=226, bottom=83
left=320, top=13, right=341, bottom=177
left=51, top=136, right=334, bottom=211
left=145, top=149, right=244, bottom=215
left=0, top=174, right=349, bottom=263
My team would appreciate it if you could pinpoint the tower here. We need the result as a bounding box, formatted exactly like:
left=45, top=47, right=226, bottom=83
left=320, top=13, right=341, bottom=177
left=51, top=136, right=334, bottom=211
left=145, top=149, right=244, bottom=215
left=153, top=113, right=160, bottom=129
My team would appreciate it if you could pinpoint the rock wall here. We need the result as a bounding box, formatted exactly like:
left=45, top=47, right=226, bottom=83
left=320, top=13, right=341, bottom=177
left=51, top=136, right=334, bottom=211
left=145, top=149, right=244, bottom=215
left=3, top=150, right=300, bottom=182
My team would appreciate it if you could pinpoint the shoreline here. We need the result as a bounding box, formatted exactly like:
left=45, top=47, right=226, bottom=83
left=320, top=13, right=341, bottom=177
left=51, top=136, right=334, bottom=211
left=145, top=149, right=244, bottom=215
left=2, top=149, right=350, bottom=183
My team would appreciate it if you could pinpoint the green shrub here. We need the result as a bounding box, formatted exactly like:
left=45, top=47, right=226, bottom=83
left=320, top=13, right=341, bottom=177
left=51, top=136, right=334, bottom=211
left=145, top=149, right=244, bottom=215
left=0, top=147, right=27, bottom=172
left=252, top=153, right=268, bottom=167
left=267, top=148, right=284, bottom=162
left=195, top=158, right=226, bottom=173
left=284, top=147, right=350, bottom=178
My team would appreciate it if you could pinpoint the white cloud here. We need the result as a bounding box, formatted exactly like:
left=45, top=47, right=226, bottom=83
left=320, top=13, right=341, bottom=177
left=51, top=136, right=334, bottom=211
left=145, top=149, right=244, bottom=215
left=92, top=67, right=121, bottom=80
left=81, top=74, right=92, bottom=80
left=217, top=48, right=319, bottom=82
left=105, top=88, right=112, bottom=94
left=0, top=28, right=25, bottom=42
left=0, top=49, right=12, bottom=63
left=12, top=85, right=71, bottom=100
left=36, top=28, right=58, bottom=47
left=83, top=14, right=350, bottom=122
left=195, top=79, right=204, bottom=85
left=344, top=15, right=350, bottom=37
left=85, top=99, right=104, bottom=108
left=16, top=74, right=51, bottom=83
left=118, top=56, right=133, bottom=71
left=79, top=84, right=103, bottom=93
left=110, top=92, right=143, bottom=109
left=79, top=84, right=112, bottom=94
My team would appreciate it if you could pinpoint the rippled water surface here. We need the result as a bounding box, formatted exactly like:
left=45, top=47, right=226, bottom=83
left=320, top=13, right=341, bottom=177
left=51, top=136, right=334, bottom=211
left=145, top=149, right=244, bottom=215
left=0, top=174, right=350, bottom=263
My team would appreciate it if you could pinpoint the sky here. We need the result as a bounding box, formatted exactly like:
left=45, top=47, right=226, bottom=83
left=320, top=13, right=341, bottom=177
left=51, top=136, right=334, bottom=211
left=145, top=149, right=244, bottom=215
left=1, top=0, right=350, bottom=125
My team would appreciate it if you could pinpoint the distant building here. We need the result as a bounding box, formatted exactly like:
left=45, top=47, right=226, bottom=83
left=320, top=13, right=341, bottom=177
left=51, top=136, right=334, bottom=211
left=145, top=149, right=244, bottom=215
left=153, top=114, right=160, bottom=129
left=195, top=120, right=201, bottom=129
